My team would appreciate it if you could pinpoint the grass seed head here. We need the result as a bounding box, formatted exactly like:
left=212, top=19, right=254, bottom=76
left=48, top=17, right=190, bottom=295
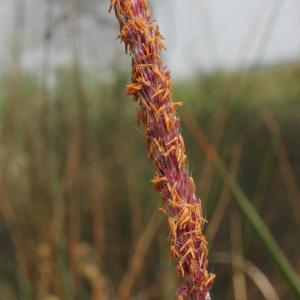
left=110, top=0, right=215, bottom=298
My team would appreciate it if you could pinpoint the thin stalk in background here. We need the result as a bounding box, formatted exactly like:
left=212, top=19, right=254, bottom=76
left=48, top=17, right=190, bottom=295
left=263, top=109, right=300, bottom=228
left=230, top=210, right=247, bottom=300
left=212, top=251, right=280, bottom=300
left=117, top=212, right=162, bottom=300
left=243, top=142, right=275, bottom=255
left=207, top=139, right=242, bottom=244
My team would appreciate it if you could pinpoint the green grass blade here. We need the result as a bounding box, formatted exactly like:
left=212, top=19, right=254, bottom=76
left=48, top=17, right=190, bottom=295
left=184, top=114, right=300, bottom=297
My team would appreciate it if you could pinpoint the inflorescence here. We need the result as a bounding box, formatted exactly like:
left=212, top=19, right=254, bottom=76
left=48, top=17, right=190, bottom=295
left=110, top=1, right=215, bottom=298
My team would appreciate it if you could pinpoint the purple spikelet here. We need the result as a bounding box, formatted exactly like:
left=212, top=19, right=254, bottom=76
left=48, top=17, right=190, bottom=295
left=110, top=0, right=215, bottom=298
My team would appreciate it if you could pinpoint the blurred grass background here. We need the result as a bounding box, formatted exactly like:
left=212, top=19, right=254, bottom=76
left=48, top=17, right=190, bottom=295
left=1, top=63, right=300, bottom=299
left=1, top=1, right=300, bottom=299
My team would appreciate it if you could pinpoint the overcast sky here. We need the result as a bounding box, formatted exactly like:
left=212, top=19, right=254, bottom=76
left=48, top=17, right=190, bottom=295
left=0, top=0, right=300, bottom=78
left=156, top=0, right=300, bottom=76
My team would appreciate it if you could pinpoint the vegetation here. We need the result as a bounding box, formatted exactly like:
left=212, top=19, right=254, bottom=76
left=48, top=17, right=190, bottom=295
left=0, top=62, right=300, bottom=299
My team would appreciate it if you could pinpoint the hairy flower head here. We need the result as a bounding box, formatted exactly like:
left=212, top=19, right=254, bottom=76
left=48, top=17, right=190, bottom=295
left=110, top=1, right=215, bottom=298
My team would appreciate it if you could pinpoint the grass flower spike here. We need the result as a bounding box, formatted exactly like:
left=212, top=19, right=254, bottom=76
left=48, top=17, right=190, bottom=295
left=110, top=0, right=215, bottom=298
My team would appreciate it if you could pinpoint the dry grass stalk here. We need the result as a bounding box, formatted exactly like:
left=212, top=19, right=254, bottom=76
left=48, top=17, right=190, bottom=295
left=198, top=102, right=229, bottom=201
left=110, top=0, right=214, bottom=298
left=212, top=252, right=280, bottom=300
left=230, top=211, right=248, bottom=300
left=74, top=243, right=110, bottom=300
left=263, top=110, right=300, bottom=228
left=117, top=212, right=162, bottom=300
left=207, top=140, right=242, bottom=242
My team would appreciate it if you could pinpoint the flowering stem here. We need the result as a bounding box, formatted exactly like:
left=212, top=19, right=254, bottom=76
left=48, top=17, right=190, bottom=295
left=110, top=1, right=214, bottom=299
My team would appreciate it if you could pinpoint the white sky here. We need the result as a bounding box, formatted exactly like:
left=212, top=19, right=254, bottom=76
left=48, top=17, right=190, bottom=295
left=156, top=0, right=300, bottom=76
left=0, top=0, right=300, bottom=78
